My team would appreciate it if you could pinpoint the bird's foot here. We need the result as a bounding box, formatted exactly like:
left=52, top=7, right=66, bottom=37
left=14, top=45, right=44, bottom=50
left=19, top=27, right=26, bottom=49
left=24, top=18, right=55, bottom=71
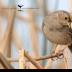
left=56, top=50, right=64, bottom=59
left=50, top=50, right=64, bottom=61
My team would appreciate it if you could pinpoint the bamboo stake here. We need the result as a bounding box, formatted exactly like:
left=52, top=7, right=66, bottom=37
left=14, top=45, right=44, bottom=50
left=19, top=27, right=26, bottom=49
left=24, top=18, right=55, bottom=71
left=44, top=45, right=62, bottom=69
left=63, top=51, right=69, bottom=69
left=28, top=9, right=39, bottom=57
left=24, top=50, right=43, bottom=69
left=28, top=9, right=41, bottom=69
left=7, top=35, right=11, bottom=62
left=25, top=57, right=29, bottom=69
left=19, top=49, right=25, bottom=69
left=25, top=52, right=29, bottom=69
left=0, top=53, right=14, bottom=69
left=7, top=11, right=12, bottom=58
left=0, top=5, right=16, bottom=54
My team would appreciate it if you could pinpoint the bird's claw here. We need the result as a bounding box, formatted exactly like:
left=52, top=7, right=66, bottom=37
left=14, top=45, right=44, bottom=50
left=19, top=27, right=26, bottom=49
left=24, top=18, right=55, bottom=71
left=51, top=50, right=64, bottom=61
left=56, top=53, right=64, bottom=60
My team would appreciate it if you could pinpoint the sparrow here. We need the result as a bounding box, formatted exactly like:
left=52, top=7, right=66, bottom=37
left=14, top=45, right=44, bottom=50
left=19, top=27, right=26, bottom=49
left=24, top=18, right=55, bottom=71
left=42, top=10, right=72, bottom=53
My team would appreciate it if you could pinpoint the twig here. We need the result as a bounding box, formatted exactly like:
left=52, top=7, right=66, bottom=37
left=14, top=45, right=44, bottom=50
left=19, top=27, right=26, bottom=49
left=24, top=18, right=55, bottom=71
left=44, top=45, right=62, bottom=69
left=7, top=52, right=63, bottom=62
left=19, top=49, right=25, bottom=69
left=63, top=51, right=69, bottom=69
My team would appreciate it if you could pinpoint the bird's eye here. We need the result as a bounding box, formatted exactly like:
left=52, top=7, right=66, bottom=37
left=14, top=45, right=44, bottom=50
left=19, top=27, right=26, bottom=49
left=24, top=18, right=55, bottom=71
left=65, top=17, right=67, bottom=20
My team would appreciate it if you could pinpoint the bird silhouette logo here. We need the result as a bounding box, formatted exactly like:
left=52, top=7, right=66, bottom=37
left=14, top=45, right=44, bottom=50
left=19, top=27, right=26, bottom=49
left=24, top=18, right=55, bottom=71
left=17, top=5, right=24, bottom=11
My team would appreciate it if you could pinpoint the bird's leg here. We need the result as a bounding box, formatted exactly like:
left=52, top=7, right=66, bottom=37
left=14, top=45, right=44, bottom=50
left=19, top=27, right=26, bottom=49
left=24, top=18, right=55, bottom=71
left=51, top=44, right=58, bottom=55
left=59, top=44, right=70, bottom=52
left=50, top=44, right=58, bottom=61
left=56, top=44, right=70, bottom=59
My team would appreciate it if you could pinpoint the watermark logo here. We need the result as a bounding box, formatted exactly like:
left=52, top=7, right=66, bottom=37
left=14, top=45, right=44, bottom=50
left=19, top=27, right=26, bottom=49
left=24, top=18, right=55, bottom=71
left=2, top=5, right=39, bottom=12
left=17, top=5, right=24, bottom=11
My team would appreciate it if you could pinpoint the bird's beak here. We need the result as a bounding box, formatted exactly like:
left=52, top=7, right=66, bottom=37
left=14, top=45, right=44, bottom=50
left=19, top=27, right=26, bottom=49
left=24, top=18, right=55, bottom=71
left=67, top=16, right=72, bottom=29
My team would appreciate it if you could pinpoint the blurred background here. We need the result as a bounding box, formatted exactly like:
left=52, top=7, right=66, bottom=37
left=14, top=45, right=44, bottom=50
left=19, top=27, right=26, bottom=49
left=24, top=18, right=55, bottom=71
left=0, top=0, right=72, bottom=69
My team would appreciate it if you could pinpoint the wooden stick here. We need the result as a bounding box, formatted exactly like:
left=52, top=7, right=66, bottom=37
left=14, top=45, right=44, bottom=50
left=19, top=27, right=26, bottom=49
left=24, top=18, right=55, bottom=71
left=24, top=50, right=43, bottom=69
left=7, top=52, right=63, bottom=62
left=28, top=9, right=41, bottom=69
left=25, top=52, right=29, bottom=69
left=7, top=58, right=19, bottom=62
left=0, top=5, right=16, bottom=54
left=7, top=34, right=11, bottom=63
left=19, top=49, right=25, bottom=69
left=28, top=9, right=39, bottom=58
left=29, top=52, right=63, bottom=61
left=0, top=53, right=14, bottom=69
left=63, top=51, right=69, bottom=69
left=44, top=45, right=62, bottom=69
left=11, top=29, right=23, bottom=50
left=25, top=57, right=28, bottom=69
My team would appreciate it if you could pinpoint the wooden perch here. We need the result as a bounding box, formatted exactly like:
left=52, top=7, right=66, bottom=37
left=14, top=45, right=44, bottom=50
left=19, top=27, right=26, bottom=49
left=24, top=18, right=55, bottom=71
left=19, top=49, right=25, bottom=69
left=63, top=52, right=69, bottom=69
left=7, top=52, right=63, bottom=62
left=25, top=52, right=29, bottom=69
left=0, top=5, right=16, bottom=54
left=44, top=45, right=62, bottom=69
left=0, top=53, right=14, bottom=69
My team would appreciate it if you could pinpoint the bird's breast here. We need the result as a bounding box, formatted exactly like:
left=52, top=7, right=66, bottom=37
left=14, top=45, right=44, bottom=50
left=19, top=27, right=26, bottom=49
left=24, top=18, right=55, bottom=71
left=43, top=26, right=71, bottom=45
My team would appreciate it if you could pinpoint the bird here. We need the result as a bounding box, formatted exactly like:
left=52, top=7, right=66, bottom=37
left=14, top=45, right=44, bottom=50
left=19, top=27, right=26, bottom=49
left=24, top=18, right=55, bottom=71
left=17, top=5, right=24, bottom=9
left=42, top=10, right=72, bottom=54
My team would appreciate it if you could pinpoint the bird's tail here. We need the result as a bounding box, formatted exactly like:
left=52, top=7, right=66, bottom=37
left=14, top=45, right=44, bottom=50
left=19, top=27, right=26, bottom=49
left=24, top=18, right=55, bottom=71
left=68, top=44, right=72, bottom=53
